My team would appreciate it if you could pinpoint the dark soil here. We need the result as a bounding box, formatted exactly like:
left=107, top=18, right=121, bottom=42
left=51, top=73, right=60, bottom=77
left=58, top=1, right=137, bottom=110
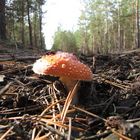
left=0, top=48, right=140, bottom=140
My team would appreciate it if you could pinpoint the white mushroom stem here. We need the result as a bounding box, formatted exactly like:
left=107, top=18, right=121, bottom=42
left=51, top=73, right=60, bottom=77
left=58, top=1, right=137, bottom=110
left=59, top=77, right=77, bottom=91
left=60, top=80, right=80, bottom=122
left=59, top=77, right=80, bottom=104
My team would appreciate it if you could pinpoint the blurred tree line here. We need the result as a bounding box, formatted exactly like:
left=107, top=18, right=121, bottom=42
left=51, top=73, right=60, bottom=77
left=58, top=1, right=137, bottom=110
left=0, top=0, right=46, bottom=49
left=0, top=0, right=139, bottom=53
left=52, top=0, right=140, bottom=54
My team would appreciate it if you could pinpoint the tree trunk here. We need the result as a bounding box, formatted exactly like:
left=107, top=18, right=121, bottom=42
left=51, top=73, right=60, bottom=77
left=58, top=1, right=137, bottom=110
left=136, top=0, right=140, bottom=48
left=117, top=0, right=122, bottom=51
left=21, top=0, right=25, bottom=47
left=33, top=2, right=37, bottom=48
left=132, top=0, right=135, bottom=49
left=0, top=0, right=6, bottom=40
left=38, top=2, right=43, bottom=48
left=83, top=30, right=89, bottom=54
left=33, top=14, right=37, bottom=48
left=26, top=0, right=33, bottom=48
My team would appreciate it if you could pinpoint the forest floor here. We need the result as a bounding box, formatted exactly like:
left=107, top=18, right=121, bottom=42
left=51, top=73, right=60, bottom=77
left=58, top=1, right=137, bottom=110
left=0, top=44, right=140, bottom=140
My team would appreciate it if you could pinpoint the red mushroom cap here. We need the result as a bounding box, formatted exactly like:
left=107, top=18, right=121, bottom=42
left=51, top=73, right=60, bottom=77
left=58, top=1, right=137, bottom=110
left=33, top=51, right=93, bottom=81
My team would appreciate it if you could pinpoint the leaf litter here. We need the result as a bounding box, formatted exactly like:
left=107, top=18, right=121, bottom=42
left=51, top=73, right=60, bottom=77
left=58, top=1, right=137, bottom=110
left=0, top=49, right=140, bottom=140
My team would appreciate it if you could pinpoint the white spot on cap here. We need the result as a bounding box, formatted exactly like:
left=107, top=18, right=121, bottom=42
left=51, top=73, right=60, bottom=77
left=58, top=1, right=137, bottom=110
left=62, top=64, right=66, bottom=68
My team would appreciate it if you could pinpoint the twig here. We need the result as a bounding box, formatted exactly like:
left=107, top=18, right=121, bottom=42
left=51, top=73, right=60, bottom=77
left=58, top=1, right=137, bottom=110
left=39, top=122, right=74, bottom=140
left=80, top=130, right=111, bottom=140
left=73, top=106, right=133, bottom=140
left=73, top=106, right=106, bottom=122
left=0, top=104, right=43, bottom=115
left=31, top=127, right=36, bottom=140
left=111, top=129, right=133, bottom=140
left=35, top=134, right=50, bottom=140
left=40, top=117, right=84, bottom=132
left=0, top=82, right=13, bottom=97
left=101, top=94, right=116, bottom=116
left=40, top=99, right=65, bottom=116
left=0, top=126, right=14, bottom=140
left=93, top=74, right=130, bottom=90
left=67, top=118, right=72, bottom=140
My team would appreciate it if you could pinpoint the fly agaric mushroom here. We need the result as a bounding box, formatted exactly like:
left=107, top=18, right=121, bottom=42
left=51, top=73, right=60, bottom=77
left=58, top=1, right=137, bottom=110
left=33, top=51, right=93, bottom=121
left=32, top=51, right=93, bottom=93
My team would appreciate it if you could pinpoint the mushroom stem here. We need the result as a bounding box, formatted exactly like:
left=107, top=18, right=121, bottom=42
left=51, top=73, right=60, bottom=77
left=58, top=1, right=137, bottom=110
left=59, top=77, right=80, bottom=104
left=60, top=77, right=77, bottom=92
left=61, top=80, right=80, bottom=122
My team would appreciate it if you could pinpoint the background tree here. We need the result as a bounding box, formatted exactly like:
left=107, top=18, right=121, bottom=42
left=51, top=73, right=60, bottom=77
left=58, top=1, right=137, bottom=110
left=5, top=0, right=46, bottom=49
left=52, top=27, right=77, bottom=52
left=0, top=0, right=6, bottom=40
left=75, top=0, right=140, bottom=54
left=26, top=0, right=33, bottom=48
left=136, top=0, right=140, bottom=48
left=1, top=0, right=139, bottom=53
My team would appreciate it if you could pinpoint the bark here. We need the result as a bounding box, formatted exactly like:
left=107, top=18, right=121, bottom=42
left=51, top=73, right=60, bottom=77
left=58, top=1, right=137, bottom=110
left=26, top=0, right=33, bottom=48
left=117, top=0, right=121, bottom=51
left=38, top=2, right=43, bottom=48
left=21, top=1, right=25, bottom=47
left=132, top=0, right=135, bottom=49
left=0, top=0, right=6, bottom=40
left=33, top=2, right=37, bottom=48
left=136, top=0, right=140, bottom=48
left=33, top=14, right=37, bottom=48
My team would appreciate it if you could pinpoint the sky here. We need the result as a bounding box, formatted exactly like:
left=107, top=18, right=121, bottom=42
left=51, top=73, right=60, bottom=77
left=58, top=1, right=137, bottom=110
left=42, top=0, right=84, bottom=50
